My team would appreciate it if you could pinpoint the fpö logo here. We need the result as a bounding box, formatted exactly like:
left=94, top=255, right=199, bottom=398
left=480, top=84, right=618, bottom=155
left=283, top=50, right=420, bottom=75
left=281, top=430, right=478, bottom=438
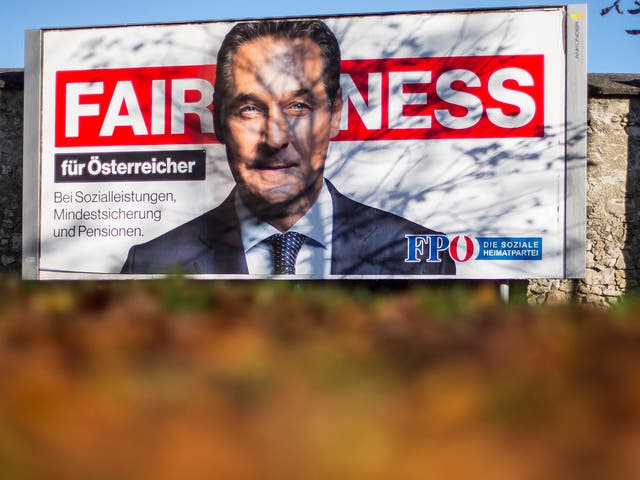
left=405, top=235, right=543, bottom=263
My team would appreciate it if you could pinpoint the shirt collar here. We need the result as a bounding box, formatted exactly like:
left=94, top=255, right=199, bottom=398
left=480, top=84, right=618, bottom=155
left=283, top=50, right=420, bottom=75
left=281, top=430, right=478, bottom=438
left=236, top=179, right=334, bottom=253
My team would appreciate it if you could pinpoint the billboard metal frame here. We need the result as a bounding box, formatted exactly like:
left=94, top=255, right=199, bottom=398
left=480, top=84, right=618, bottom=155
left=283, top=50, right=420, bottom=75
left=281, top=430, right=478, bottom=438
left=565, top=3, right=587, bottom=278
left=23, top=29, right=42, bottom=280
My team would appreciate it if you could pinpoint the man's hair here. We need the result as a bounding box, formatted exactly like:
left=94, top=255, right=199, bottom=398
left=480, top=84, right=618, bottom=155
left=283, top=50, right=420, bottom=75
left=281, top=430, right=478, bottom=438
left=213, top=20, right=341, bottom=141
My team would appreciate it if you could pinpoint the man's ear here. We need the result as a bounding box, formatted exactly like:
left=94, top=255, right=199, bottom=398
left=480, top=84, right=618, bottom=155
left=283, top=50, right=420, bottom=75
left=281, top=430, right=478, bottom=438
left=329, top=88, right=343, bottom=139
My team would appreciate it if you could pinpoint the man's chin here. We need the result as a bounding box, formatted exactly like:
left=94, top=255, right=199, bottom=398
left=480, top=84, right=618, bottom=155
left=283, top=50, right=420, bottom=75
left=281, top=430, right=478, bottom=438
left=249, top=187, right=304, bottom=209
left=239, top=182, right=316, bottom=219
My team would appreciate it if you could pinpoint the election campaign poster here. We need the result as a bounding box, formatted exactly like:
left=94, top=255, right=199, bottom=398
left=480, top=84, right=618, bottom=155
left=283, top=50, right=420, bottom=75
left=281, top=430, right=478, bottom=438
left=23, top=6, right=587, bottom=279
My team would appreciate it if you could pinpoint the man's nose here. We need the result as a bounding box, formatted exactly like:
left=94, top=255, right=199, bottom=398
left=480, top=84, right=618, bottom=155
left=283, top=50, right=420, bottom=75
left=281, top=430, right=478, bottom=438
left=263, top=108, right=289, bottom=149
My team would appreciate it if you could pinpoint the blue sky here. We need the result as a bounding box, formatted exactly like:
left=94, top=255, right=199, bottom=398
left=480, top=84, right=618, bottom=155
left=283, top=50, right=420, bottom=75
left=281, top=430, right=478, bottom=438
left=2, top=0, right=638, bottom=72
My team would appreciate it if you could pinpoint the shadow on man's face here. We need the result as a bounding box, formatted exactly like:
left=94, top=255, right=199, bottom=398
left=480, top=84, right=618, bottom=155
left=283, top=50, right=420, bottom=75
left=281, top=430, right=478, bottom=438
left=221, top=35, right=342, bottom=230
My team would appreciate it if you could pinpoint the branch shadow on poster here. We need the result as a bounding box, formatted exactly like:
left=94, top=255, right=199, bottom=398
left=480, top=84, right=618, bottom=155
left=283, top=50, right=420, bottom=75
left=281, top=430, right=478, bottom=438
left=27, top=7, right=587, bottom=280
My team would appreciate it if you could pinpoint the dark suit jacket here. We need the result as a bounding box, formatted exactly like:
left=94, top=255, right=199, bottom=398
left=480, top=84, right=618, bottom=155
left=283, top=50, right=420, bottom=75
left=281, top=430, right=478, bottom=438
left=121, top=181, right=456, bottom=275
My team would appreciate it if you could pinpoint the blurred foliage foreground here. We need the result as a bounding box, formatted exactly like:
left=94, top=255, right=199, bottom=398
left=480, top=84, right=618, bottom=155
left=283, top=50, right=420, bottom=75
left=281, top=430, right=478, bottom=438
left=0, top=278, right=639, bottom=480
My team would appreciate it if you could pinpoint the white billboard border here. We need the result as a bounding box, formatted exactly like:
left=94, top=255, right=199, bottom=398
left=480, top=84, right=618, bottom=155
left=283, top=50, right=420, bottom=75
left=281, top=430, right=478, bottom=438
left=22, top=5, right=588, bottom=281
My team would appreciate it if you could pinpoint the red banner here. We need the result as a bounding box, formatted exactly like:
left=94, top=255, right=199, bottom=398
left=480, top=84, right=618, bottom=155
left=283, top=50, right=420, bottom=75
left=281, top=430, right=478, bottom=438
left=56, top=65, right=218, bottom=147
left=337, top=55, right=544, bottom=141
left=55, top=55, right=544, bottom=147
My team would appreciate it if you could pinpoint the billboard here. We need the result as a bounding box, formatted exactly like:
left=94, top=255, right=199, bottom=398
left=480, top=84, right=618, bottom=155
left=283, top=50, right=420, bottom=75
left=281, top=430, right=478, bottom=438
left=23, top=6, right=587, bottom=279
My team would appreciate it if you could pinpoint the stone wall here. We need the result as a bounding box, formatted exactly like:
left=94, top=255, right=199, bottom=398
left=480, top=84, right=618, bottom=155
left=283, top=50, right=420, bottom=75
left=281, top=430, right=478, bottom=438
left=0, top=71, right=23, bottom=274
left=527, top=75, right=640, bottom=306
left=2, top=70, right=640, bottom=304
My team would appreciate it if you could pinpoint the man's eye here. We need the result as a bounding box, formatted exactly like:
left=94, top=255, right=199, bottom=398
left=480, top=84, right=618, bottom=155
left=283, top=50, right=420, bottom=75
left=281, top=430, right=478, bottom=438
left=288, top=102, right=311, bottom=113
left=238, top=105, right=262, bottom=117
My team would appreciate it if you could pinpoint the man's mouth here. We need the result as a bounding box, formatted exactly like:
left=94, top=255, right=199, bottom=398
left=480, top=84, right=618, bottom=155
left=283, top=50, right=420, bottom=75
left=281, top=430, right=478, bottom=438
left=250, top=158, right=298, bottom=170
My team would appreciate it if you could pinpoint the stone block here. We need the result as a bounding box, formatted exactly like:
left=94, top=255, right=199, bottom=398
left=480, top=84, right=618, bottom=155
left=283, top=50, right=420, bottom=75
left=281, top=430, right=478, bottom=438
left=546, top=291, right=568, bottom=305
left=602, top=288, right=623, bottom=297
left=559, top=281, right=575, bottom=293
left=585, top=294, right=603, bottom=304
left=602, top=270, right=616, bottom=284
left=605, top=198, right=626, bottom=216
left=585, top=269, right=604, bottom=286
left=578, top=284, right=591, bottom=294
left=11, top=233, right=20, bottom=251
left=527, top=296, right=541, bottom=305
left=1, top=255, right=15, bottom=266
left=528, top=284, right=545, bottom=294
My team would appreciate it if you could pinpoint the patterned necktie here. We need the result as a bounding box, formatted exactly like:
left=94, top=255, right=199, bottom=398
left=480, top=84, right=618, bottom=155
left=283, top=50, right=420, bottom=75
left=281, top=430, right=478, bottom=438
left=268, top=232, right=305, bottom=274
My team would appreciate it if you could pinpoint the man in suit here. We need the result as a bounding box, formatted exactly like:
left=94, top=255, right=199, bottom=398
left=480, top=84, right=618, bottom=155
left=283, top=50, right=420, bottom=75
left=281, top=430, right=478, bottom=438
left=121, top=19, right=455, bottom=276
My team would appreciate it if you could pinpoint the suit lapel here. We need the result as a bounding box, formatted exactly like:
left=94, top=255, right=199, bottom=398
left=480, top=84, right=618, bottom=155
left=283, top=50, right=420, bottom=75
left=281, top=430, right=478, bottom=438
left=327, top=180, right=379, bottom=274
left=196, top=190, right=249, bottom=274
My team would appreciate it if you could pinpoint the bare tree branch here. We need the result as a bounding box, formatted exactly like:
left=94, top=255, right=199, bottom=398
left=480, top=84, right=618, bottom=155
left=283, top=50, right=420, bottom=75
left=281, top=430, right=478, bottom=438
left=602, top=0, right=640, bottom=34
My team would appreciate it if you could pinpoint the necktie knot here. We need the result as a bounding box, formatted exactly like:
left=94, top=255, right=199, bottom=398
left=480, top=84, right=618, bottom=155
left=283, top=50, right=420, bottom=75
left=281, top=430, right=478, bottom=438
left=268, top=231, right=305, bottom=274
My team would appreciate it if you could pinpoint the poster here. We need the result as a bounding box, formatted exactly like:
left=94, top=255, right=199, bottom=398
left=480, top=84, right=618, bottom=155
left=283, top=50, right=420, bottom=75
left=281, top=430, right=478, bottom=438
left=23, top=6, right=587, bottom=279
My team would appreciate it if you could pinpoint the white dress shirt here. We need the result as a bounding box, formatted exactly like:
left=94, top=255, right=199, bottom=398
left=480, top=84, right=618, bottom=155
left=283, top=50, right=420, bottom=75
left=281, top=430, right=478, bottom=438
left=235, top=180, right=334, bottom=276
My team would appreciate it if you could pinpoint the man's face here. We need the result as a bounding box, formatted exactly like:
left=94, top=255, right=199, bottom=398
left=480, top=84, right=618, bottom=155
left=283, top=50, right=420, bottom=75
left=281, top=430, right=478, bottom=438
left=221, top=36, right=342, bottom=216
